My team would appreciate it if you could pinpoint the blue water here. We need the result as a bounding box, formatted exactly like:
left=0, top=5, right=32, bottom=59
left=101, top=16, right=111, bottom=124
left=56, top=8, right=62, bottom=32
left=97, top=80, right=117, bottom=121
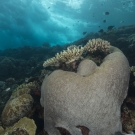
left=0, top=0, right=135, bottom=50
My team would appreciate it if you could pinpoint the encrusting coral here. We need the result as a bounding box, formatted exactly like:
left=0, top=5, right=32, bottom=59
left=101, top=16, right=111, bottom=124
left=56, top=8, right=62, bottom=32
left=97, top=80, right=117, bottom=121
left=43, top=38, right=111, bottom=68
left=41, top=39, right=130, bottom=135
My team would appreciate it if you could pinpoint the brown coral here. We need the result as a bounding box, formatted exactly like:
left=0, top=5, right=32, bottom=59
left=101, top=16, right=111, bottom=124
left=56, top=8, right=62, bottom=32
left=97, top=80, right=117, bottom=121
left=1, top=94, right=33, bottom=126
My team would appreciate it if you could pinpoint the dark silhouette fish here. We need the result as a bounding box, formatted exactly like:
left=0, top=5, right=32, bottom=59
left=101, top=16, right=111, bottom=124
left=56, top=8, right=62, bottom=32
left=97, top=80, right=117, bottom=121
left=98, top=29, right=104, bottom=33
left=104, top=12, right=109, bottom=15
left=103, top=20, right=106, bottom=23
left=83, top=32, right=87, bottom=35
left=108, top=25, right=114, bottom=30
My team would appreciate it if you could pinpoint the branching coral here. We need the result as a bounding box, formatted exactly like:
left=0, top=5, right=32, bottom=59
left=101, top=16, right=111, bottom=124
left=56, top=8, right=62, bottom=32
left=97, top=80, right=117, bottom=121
left=55, top=46, right=84, bottom=64
left=0, top=117, right=36, bottom=135
left=43, top=38, right=111, bottom=68
left=43, top=57, right=59, bottom=68
left=43, top=45, right=84, bottom=67
left=84, top=38, right=111, bottom=53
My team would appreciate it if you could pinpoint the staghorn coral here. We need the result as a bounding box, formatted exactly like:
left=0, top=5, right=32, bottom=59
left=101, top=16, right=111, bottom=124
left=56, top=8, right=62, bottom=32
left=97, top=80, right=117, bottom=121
left=1, top=94, right=33, bottom=126
left=43, top=57, right=59, bottom=68
left=84, top=38, right=111, bottom=53
left=55, top=45, right=84, bottom=64
left=43, top=38, right=111, bottom=68
left=0, top=117, right=36, bottom=135
left=43, top=45, right=84, bottom=68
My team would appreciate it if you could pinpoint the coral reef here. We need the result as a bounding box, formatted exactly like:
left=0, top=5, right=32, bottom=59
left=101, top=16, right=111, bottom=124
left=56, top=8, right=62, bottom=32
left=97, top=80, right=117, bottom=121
left=43, top=38, right=111, bottom=68
left=0, top=25, right=135, bottom=134
left=40, top=46, right=130, bottom=135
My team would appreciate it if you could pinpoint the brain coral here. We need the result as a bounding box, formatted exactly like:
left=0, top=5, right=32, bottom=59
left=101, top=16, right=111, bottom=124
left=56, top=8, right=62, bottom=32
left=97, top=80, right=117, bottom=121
left=40, top=46, right=130, bottom=135
left=1, top=94, right=33, bottom=126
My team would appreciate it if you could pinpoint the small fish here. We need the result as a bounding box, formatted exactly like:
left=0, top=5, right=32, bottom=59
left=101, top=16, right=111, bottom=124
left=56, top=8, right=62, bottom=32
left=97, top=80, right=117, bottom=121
left=98, top=29, right=104, bottom=33
left=104, top=11, right=109, bottom=15
left=103, top=20, right=106, bottom=23
left=83, top=32, right=87, bottom=35
left=107, top=25, right=114, bottom=30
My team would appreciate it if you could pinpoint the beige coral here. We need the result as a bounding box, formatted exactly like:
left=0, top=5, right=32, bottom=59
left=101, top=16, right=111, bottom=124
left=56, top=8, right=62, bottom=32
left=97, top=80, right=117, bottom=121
left=84, top=38, right=111, bottom=53
left=55, top=46, right=84, bottom=64
left=43, top=57, right=59, bottom=68
left=43, top=38, right=111, bottom=68
left=43, top=46, right=84, bottom=67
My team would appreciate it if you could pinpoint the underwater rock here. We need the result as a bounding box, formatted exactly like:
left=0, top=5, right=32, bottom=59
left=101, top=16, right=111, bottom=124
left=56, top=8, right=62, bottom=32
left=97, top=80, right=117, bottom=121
left=1, top=94, right=33, bottom=126
left=40, top=45, right=130, bottom=135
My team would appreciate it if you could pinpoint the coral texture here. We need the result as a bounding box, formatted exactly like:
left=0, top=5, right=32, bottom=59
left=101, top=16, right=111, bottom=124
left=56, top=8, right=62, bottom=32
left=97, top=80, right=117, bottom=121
left=9, top=82, right=38, bottom=101
left=43, top=38, right=110, bottom=68
left=43, top=45, right=84, bottom=67
left=40, top=46, right=130, bottom=135
left=1, top=94, right=33, bottom=126
left=0, top=117, right=36, bottom=135
left=84, top=38, right=110, bottom=53
left=77, top=59, right=97, bottom=76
